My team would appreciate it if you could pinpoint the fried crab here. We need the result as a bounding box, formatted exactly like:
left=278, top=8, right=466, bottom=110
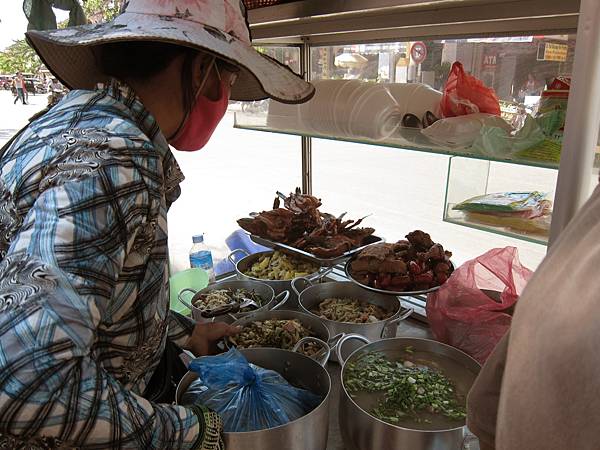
left=238, top=188, right=375, bottom=258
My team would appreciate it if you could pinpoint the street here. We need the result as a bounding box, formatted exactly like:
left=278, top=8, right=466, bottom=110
left=0, top=89, right=553, bottom=272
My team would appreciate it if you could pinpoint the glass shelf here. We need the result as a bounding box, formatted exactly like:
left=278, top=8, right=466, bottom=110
left=443, top=157, right=555, bottom=246
left=234, top=111, right=561, bottom=170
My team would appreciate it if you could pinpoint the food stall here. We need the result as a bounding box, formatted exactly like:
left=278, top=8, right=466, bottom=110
left=173, top=0, right=600, bottom=448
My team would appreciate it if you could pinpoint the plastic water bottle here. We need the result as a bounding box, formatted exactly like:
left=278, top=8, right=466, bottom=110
left=189, top=234, right=215, bottom=283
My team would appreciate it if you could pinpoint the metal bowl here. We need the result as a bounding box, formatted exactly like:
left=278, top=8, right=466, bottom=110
left=344, top=254, right=454, bottom=296
left=226, top=309, right=333, bottom=361
left=229, top=249, right=331, bottom=309
left=177, top=279, right=289, bottom=323
left=337, top=336, right=481, bottom=450
left=176, top=347, right=331, bottom=450
left=292, top=278, right=413, bottom=361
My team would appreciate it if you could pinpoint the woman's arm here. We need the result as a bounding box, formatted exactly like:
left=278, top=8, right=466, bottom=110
left=0, top=150, right=218, bottom=449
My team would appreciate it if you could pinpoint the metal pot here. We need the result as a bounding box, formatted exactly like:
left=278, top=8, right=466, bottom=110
left=228, top=249, right=332, bottom=310
left=176, top=347, right=332, bottom=450
left=293, top=278, right=413, bottom=345
left=226, top=309, right=333, bottom=362
left=178, top=279, right=289, bottom=323
left=337, top=335, right=481, bottom=450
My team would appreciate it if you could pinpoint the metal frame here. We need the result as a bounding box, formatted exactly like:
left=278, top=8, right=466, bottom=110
left=247, top=0, right=598, bottom=245
left=549, top=0, right=600, bottom=243
left=300, top=39, right=312, bottom=195
left=249, top=0, right=579, bottom=45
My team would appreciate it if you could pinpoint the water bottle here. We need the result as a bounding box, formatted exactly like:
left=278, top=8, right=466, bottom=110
left=189, top=234, right=215, bottom=283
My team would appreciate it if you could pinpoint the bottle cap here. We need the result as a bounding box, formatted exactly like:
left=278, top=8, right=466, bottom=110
left=192, top=234, right=204, bottom=244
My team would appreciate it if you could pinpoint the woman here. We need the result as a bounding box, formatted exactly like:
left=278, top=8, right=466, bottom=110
left=0, top=1, right=313, bottom=449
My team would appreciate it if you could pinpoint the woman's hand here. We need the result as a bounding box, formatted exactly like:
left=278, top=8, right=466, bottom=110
left=184, top=322, right=240, bottom=357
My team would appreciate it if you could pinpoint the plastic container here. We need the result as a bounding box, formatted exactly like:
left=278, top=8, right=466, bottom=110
left=190, top=234, right=216, bottom=283
left=169, top=268, right=209, bottom=315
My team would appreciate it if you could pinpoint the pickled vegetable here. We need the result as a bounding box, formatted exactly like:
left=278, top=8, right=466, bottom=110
left=310, top=298, right=392, bottom=323
left=244, top=251, right=319, bottom=280
left=230, top=319, right=320, bottom=357
left=193, top=288, right=264, bottom=312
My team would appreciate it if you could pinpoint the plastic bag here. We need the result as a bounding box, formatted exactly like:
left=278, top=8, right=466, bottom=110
left=441, top=62, right=501, bottom=117
left=182, top=348, right=322, bottom=432
left=471, top=114, right=545, bottom=157
left=426, top=247, right=533, bottom=364
left=421, top=113, right=511, bottom=148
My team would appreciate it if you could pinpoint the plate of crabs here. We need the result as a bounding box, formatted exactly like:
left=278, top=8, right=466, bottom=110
left=237, top=188, right=383, bottom=266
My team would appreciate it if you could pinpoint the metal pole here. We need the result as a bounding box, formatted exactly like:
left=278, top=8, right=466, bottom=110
left=549, top=0, right=600, bottom=245
left=300, top=38, right=313, bottom=195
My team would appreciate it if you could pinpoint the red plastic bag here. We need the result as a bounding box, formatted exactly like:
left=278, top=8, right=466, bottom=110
left=441, top=62, right=501, bottom=117
left=426, top=247, right=533, bottom=364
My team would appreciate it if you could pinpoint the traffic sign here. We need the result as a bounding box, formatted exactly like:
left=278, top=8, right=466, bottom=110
left=410, top=42, right=427, bottom=64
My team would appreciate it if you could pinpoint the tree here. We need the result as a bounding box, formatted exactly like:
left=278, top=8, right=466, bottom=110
left=0, top=39, right=42, bottom=74
left=82, top=0, right=123, bottom=23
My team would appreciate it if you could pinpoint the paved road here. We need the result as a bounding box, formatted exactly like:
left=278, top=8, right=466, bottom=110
left=0, top=89, right=552, bottom=273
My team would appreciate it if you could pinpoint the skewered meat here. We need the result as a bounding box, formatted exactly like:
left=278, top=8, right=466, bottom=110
left=238, top=188, right=376, bottom=258
left=350, top=230, right=453, bottom=292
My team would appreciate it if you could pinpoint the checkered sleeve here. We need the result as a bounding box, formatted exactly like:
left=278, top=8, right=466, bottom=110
left=0, top=151, right=205, bottom=448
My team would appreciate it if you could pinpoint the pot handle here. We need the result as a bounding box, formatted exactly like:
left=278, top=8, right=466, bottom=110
left=291, top=277, right=313, bottom=297
left=335, top=333, right=370, bottom=364
left=227, top=249, right=250, bottom=267
left=292, top=336, right=331, bottom=367
left=307, top=266, right=333, bottom=282
left=381, top=308, right=414, bottom=338
left=269, top=290, right=290, bottom=310
left=178, top=288, right=197, bottom=311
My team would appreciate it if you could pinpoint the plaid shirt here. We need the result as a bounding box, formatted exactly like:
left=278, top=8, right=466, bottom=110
left=0, top=80, right=221, bottom=449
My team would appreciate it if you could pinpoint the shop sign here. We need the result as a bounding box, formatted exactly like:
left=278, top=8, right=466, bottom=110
left=538, top=42, right=568, bottom=61
left=482, top=54, right=497, bottom=69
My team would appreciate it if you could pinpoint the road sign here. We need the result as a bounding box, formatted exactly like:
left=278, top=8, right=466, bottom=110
left=410, top=42, right=427, bottom=64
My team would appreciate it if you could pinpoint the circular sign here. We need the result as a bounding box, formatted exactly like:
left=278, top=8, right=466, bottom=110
left=410, top=42, right=428, bottom=64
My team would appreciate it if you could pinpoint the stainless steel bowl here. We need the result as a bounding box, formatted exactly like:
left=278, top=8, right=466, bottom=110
left=226, top=309, right=333, bottom=363
left=229, top=249, right=331, bottom=309
left=177, top=279, right=289, bottom=323
left=176, top=347, right=332, bottom=450
left=337, top=336, right=481, bottom=450
left=292, top=278, right=413, bottom=362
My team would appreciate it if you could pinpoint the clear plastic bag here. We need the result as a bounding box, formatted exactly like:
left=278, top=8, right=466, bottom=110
left=182, top=349, right=322, bottom=432
left=426, top=247, right=533, bottom=364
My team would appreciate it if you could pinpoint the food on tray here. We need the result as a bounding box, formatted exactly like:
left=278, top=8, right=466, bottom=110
left=344, top=350, right=466, bottom=427
left=349, top=230, right=453, bottom=292
left=453, top=192, right=552, bottom=236
left=237, top=188, right=375, bottom=258
left=229, top=319, right=321, bottom=357
left=244, top=250, right=320, bottom=280
left=192, top=288, right=264, bottom=312
left=310, top=298, right=392, bottom=324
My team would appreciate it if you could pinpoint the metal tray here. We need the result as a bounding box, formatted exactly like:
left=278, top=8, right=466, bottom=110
left=248, top=233, right=384, bottom=267
left=344, top=254, right=453, bottom=297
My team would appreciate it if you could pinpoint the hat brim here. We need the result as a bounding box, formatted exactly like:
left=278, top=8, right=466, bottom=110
left=26, top=12, right=314, bottom=104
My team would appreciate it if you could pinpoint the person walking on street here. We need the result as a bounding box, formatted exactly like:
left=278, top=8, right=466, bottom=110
left=12, top=72, right=27, bottom=105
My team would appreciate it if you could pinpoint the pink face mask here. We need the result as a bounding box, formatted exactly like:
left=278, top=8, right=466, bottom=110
left=169, top=59, right=230, bottom=152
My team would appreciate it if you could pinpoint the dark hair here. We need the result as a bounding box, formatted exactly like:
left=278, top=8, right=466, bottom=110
left=95, top=41, right=200, bottom=112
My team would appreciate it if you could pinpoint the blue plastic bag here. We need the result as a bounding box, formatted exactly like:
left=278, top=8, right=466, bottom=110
left=182, top=348, right=322, bottom=432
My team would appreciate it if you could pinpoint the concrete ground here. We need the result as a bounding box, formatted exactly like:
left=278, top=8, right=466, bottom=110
left=0, top=89, right=561, bottom=273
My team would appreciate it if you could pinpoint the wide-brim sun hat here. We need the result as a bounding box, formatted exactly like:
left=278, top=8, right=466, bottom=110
left=25, top=0, right=314, bottom=104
